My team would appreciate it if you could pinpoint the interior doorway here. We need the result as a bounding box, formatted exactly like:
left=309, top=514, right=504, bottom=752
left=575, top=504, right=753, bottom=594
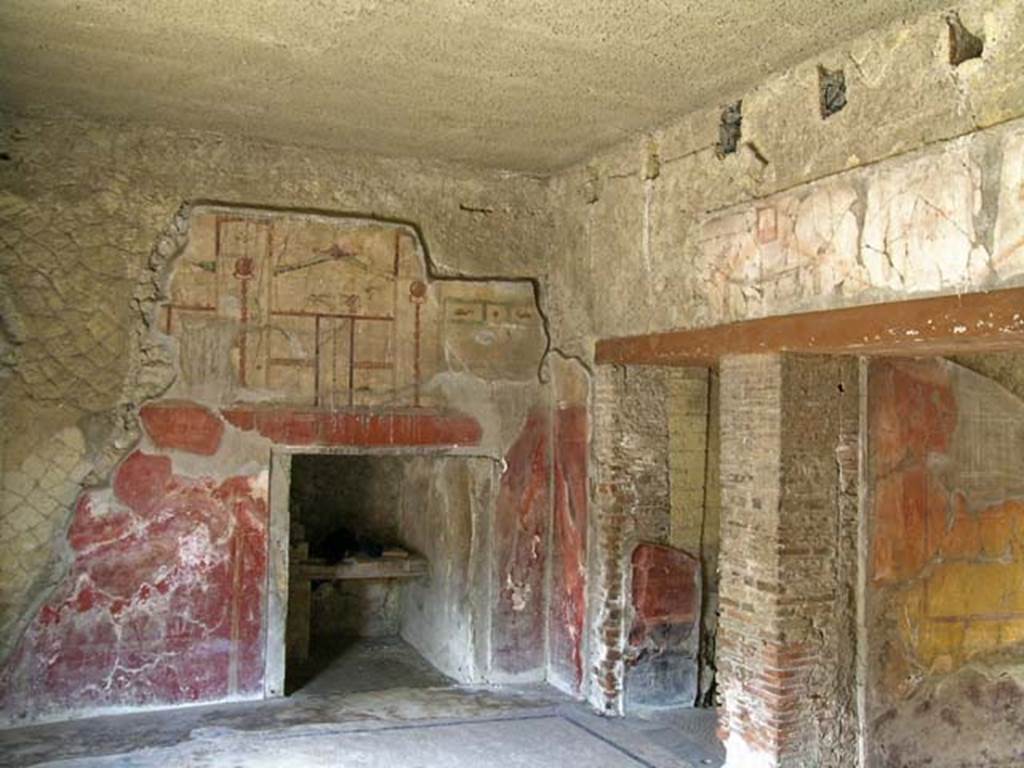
left=264, top=448, right=496, bottom=700
left=283, top=454, right=443, bottom=695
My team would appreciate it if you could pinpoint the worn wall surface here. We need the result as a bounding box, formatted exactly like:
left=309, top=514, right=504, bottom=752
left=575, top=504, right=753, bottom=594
left=3, top=0, right=1024, bottom=740
left=547, top=355, right=590, bottom=695
left=0, top=199, right=553, bottom=724
left=586, top=365, right=708, bottom=713
left=625, top=543, right=701, bottom=710
left=397, top=456, right=497, bottom=682
left=0, top=111, right=552, bottom=674
left=545, top=0, right=1024, bottom=361
left=549, top=3, right=1024, bottom=751
left=867, top=357, right=1024, bottom=768
left=717, top=354, right=859, bottom=768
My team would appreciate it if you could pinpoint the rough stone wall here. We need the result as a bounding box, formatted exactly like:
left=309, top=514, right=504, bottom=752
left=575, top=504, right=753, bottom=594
left=545, top=0, right=1024, bottom=361
left=717, top=355, right=858, bottom=768
left=866, top=357, right=1024, bottom=768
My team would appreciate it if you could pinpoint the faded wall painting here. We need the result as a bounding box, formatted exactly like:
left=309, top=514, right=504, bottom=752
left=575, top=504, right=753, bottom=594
left=162, top=209, right=544, bottom=409
left=698, top=126, right=1024, bottom=326
left=0, top=207, right=553, bottom=724
left=867, top=357, right=1024, bottom=767
left=164, top=212, right=430, bottom=407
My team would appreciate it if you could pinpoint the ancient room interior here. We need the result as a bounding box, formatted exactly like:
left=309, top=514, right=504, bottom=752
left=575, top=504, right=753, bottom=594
left=1, top=2, right=1023, bottom=767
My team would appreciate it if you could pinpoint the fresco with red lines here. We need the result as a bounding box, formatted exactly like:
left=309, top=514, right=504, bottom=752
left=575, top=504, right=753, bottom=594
left=163, top=213, right=432, bottom=408
left=163, top=211, right=542, bottom=407
left=0, top=208, right=553, bottom=723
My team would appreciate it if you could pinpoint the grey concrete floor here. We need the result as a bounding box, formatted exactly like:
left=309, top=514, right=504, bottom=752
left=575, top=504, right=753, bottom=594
left=0, top=638, right=724, bottom=768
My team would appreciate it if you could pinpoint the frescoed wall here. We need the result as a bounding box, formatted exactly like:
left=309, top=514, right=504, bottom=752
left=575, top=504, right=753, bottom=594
left=0, top=207, right=568, bottom=723
left=867, top=357, right=1024, bottom=767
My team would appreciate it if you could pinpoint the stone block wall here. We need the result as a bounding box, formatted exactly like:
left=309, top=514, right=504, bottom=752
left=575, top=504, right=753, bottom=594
left=717, top=354, right=858, bottom=768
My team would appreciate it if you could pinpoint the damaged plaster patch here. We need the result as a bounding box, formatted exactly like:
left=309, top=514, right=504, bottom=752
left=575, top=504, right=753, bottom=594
left=947, top=11, right=984, bottom=66
left=716, top=101, right=743, bottom=158
left=818, top=66, right=848, bottom=119
left=861, top=142, right=990, bottom=292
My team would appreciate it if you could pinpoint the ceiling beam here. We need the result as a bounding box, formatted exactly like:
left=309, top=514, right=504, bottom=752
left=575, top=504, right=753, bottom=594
left=595, top=287, right=1024, bottom=366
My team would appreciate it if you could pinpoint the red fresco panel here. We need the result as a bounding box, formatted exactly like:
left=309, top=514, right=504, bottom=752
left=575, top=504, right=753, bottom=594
left=491, top=408, right=551, bottom=676
left=0, top=452, right=268, bottom=720
left=549, top=405, right=588, bottom=692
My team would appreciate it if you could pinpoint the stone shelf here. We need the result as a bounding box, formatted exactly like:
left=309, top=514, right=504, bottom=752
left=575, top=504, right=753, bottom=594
left=293, top=554, right=428, bottom=581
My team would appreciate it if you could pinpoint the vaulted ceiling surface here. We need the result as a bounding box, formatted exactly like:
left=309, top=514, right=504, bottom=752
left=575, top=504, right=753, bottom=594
left=0, top=0, right=950, bottom=172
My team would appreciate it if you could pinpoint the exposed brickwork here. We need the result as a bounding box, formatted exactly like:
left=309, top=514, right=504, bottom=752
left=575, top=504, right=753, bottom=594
left=588, top=365, right=689, bottom=712
left=717, top=354, right=858, bottom=767
left=668, top=369, right=710, bottom=553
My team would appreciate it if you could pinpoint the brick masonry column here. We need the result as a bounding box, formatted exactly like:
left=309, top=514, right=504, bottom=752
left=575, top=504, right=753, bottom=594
left=717, top=354, right=859, bottom=767
left=587, top=364, right=674, bottom=713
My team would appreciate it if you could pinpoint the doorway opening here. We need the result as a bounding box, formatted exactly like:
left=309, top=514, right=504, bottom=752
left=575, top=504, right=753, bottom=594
left=283, top=454, right=447, bottom=696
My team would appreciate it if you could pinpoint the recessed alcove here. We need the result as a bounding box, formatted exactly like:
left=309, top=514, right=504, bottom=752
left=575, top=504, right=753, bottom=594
left=284, top=454, right=428, bottom=693
left=268, top=449, right=495, bottom=698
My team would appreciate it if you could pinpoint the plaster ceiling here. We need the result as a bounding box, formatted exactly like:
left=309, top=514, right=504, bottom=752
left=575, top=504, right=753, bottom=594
left=0, top=0, right=949, bottom=172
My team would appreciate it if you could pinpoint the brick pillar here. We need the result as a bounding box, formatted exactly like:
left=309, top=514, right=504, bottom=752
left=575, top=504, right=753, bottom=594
left=587, top=364, right=674, bottom=713
left=717, top=354, right=859, bottom=768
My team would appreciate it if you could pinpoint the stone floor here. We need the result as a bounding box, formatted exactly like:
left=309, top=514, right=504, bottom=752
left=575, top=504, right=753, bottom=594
left=0, top=639, right=725, bottom=767
left=286, top=636, right=453, bottom=695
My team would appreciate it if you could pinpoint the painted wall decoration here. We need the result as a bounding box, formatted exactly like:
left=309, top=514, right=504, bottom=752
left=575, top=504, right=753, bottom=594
left=867, top=358, right=1024, bottom=767
left=0, top=207, right=556, bottom=724
left=549, top=404, right=588, bottom=692
left=491, top=407, right=551, bottom=677
left=624, top=543, right=700, bottom=709
left=698, top=127, right=1024, bottom=325
left=164, top=213, right=429, bottom=408
left=163, top=210, right=544, bottom=407
left=0, top=449, right=268, bottom=720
